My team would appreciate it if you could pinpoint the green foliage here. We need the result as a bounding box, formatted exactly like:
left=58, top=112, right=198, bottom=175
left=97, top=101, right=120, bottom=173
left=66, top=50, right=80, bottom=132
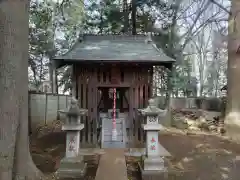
left=83, top=0, right=174, bottom=34
left=173, top=57, right=197, bottom=96
left=29, top=0, right=84, bottom=92
left=28, top=0, right=198, bottom=95
left=58, top=66, right=72, bottom=93
left=83, top=0, right=124, bottom=33
left=29, top=1, right=53, bottom=89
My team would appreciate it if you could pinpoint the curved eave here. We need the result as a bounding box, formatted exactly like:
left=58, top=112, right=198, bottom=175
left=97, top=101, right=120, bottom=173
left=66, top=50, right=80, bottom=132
left=54, top=58, right=175, bottom=69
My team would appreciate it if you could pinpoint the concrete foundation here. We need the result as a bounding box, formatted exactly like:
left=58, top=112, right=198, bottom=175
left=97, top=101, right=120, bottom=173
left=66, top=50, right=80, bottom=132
left=143, top=156, right=165, bottom=171
left=55, top=156, right=87, bottom=179
left=138, top=162, right=168, bottom=180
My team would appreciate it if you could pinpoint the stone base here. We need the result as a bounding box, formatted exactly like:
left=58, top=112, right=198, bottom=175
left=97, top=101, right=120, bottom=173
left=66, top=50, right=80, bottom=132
left=138, top=162, right=168, bottom=180
left=124, top=145, right=171, bottom=157
left=143, top=156, right=165, bottom=171
left=55, top=156, right=87, bottom=180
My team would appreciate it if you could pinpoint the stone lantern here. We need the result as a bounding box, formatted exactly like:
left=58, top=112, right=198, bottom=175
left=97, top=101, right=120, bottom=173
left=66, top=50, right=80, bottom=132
left=138, top=98, right=170, bottom=179
left=56, top=97, right=88, bottom=179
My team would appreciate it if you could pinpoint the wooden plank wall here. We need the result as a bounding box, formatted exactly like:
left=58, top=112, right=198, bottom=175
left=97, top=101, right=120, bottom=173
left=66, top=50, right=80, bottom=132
left=76, top=66, right=97, bottom=144
left=76, top=65, right=153, bottom=145
left=130, top=66, right=152, bottom=144
left=77, top=67, right=87, bottom=144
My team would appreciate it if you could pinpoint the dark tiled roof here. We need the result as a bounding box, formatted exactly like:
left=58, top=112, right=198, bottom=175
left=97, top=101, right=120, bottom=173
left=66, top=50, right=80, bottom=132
left=54, top=34, right=175, bottom=68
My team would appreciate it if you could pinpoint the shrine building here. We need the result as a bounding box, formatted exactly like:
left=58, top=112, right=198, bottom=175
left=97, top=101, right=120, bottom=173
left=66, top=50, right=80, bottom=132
left=53, top=34, right=175, bottom=148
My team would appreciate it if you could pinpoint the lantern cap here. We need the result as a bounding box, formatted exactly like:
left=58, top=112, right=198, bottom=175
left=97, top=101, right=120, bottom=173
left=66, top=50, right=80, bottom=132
left=138, top=98, right=167, bottom=117
left=58, top=97, right=88, bottom=117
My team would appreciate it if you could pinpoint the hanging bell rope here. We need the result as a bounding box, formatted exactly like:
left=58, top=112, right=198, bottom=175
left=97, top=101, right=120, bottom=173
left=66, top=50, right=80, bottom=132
left=112, top=88, right=117, bottom=141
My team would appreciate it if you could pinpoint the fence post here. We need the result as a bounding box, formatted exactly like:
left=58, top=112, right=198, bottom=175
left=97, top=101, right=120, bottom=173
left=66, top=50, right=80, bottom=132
left=28, top=92, right=32, bottom=135
left=66, top=95, right=68, bottom=108
left=57, top=95, right=60, bottom=120
left=44, top=94, right=48, bottom=125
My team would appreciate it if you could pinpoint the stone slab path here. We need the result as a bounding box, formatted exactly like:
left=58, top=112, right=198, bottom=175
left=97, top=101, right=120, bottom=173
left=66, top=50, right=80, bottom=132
left=94, top=149, right=128, bottom=180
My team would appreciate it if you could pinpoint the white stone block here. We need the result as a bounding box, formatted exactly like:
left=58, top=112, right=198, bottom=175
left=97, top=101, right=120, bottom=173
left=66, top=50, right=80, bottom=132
left=146, top=131, right=159, bottom=157
left=66, top=131, right=80, bottom=158
left=142, top=124, right=164, bottom=131
left=144, top=156, right=165, bottom=171
left=62, top=124, right=84, bottom=131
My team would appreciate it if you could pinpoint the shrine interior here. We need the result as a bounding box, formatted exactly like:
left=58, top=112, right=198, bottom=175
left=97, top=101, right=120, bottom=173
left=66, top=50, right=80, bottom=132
left=97, top=87, right=129, bottom=113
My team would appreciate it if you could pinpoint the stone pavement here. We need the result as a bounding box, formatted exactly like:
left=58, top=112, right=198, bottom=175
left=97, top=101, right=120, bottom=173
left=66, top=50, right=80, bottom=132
left=94, top=149, right=128, bottom=180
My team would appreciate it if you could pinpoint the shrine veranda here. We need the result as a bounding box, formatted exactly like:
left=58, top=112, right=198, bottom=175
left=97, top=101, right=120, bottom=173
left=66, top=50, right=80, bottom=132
left=54, top=34, right=175, bottom=147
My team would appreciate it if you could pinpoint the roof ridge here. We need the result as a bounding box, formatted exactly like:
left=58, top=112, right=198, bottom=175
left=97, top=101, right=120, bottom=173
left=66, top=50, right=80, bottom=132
left=79, top=32, right=164, bottom=37
left=79, top=33, right=149, bottom=42
left=79, top=32, right=163, bottom=35
left=78, top=32, right=166, bottom=42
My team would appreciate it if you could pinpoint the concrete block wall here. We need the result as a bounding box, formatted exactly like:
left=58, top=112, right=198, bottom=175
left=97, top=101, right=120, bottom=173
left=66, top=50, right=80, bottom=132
left=29, top=93, right=223, bottom=132
left=29, top=92, right=72, bottom=131
left=155, top=96, right=223, bottom=112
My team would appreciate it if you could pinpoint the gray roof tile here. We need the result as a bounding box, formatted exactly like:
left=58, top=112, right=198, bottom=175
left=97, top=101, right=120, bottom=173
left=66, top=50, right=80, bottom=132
left=54, top=34, right=175, bottom=66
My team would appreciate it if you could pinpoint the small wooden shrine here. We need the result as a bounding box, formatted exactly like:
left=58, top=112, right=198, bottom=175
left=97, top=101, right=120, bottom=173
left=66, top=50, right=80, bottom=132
left=54, top=34, right=175, bottom=147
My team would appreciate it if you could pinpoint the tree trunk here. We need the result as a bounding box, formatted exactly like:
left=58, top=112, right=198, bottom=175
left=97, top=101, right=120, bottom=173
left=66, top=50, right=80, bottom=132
left=54, top=69, right=58, bottom=94
left=0, top=1, right=43, bottom=179
left=225, top=1, right=240, bottom=132
left=49, top=60, right=58, bottom=93
left=123, top=0, right=129, bottom=33
left=49, top=61, right=54, bottom=93
left=131, top=0, right=136, bottom=35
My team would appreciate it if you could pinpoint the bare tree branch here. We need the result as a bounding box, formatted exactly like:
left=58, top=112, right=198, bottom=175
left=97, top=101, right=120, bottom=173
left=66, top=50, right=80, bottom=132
left=209, top=0, right=231, bottom=15
left=181, top=0, right=211, bottom=49
left=181, top=2, right=226, bottom=51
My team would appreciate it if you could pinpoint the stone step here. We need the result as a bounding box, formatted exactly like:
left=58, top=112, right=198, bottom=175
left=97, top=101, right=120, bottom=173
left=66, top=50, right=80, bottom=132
left=101, top=116, right=127, bottom=148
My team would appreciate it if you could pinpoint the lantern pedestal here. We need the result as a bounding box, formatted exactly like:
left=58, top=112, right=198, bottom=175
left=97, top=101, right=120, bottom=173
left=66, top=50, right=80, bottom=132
left=55, top=97, right=88, bottom=180
left=138, top=99, right=171, bottom=180
left=56, top=125, right=87, bottom=180
left=63, top=124, right=84, bottom=158
left=142, top=124, right=165, bottom=171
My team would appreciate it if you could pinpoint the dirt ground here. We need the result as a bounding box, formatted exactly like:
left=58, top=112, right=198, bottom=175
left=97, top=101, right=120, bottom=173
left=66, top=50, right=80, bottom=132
left=159, top=129, right=240, bottom=180
left=30, top=131, right=99, bottom=179
left=30, top=127, right=240, bottom=180
left=127, top=129, right=240, bottom=180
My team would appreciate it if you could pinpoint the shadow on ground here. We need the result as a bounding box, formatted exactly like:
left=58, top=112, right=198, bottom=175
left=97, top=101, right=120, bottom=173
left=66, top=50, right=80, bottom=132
left=30, top=129, right=240, bottom=180
left=126, top=130, right=240, bottom=180
left=159, top=131, right=240, bottom=179
left=30, top=131, right=99, bottom=180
